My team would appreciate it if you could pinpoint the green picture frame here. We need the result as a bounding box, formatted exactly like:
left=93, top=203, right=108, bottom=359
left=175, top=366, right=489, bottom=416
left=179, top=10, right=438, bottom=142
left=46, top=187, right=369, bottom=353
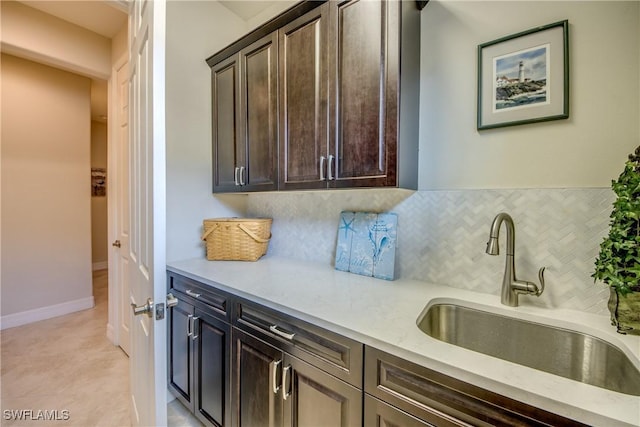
left=477, top=20, right=569, bottom=130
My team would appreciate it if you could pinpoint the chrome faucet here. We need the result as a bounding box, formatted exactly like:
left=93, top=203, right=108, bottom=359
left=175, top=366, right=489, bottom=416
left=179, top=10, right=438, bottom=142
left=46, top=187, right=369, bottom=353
left=486, top=213, right=545, bottom=307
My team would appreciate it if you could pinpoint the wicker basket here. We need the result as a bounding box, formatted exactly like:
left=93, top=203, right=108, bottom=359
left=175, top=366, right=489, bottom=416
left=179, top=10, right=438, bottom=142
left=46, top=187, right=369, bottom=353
left=201, top=218, right=272, bottom=261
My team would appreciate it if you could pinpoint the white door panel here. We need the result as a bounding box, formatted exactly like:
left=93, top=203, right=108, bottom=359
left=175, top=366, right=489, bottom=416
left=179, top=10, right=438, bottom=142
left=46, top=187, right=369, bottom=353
left=114, top=57, right=131, bottom=356
left=128, top=0, right=167, bottom=425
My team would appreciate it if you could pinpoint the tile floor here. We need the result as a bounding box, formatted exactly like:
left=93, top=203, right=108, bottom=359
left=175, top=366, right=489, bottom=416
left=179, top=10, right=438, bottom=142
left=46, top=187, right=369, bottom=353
left=1, top=270, right=202, bottom=427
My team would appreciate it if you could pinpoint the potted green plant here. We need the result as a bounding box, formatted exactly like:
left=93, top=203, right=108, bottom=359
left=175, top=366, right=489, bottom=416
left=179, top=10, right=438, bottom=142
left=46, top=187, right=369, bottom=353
left=593, top=145, right=640, bottom=335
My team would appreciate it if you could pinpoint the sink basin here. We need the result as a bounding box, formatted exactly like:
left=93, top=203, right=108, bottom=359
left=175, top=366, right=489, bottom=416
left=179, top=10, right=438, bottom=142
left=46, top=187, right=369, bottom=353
left=417, top=301, right=640, bottom=396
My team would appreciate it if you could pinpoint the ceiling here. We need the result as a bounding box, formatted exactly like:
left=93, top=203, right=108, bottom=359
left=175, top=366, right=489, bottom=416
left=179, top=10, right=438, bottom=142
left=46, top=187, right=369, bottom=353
left=19, top=0, right=128, bottom=38
left=21, top=0, right=282, bottom=37
left=219, top=1, right=281, bottom=22
left=16, top=0, right=279, bottom=123
left=17, top=1, right=128, bottom=123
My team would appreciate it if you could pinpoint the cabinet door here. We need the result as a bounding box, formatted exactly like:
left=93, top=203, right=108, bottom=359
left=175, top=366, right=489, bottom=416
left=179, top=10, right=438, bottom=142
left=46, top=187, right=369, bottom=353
left=168, top=299, right=195, bottom=409
left=278, top=4, right=329, bottom=191
left=232, top=328, right=284, bottom=427
left=329, top=0, right=399, bottom=188
left=211, top=54, right=242, bottom=193
left=238, top=32, right=279, bottom=192
left=194, top=309, right=231, bottom=427
left=283, top=354, right=362, bottom=427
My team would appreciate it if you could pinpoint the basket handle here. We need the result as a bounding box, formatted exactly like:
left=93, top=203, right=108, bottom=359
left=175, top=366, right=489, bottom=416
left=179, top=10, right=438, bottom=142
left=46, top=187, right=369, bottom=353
left=201, top=224, right=219, bottom=241
left=238, top=224, right=271, bottom=243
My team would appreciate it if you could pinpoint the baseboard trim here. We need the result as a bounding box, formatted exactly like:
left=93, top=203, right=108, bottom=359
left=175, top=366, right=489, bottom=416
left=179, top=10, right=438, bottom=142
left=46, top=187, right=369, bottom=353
left=93, top=261, right=108, bottom=271
left=1, top=296, right=95, bottom=330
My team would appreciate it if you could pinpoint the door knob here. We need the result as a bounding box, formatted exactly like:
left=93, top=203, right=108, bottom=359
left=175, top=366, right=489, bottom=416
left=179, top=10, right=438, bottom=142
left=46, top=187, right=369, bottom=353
left=112, top=240, right=121, bottom=248
left=166, top=293, right=178, bottom=308
left=131, top=298, right=153, bottom=317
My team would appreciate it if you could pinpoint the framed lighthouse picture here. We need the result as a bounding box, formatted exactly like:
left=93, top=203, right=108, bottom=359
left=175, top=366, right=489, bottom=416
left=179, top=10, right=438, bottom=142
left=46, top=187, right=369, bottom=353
left=477, top=20, right=569, bottom=130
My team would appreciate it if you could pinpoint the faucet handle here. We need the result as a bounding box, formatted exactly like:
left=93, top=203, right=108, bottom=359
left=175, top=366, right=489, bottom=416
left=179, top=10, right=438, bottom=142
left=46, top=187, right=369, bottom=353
left=535, top=267, right=546, bottom=296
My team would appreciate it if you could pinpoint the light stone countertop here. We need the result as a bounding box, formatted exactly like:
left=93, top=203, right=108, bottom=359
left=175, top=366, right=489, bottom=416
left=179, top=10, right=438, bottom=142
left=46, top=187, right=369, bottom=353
left=167, top=255, right=640, bottom=427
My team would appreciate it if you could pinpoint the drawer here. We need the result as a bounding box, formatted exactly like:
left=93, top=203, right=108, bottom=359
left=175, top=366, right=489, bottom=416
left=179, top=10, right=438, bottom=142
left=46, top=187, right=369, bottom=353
left=234, top=299, right=363, bottom=388
left=364, top=395, right=438, bottom=427
left=364, top=346, right=587, bottom=427
left=168, top=273, right=230, bottom=321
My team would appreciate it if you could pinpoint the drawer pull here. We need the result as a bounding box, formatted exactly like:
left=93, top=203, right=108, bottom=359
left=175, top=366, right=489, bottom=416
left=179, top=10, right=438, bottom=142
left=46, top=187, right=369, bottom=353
left=186, top=289, right=201, bottom=298
left=270, top=325, right=295, bottom=341
left=270, top=360, right=282, bottom=394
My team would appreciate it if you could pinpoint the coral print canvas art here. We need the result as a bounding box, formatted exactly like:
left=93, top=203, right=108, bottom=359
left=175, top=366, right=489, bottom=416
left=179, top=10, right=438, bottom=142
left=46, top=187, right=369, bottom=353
left=335, top=211, right=398, bottom=280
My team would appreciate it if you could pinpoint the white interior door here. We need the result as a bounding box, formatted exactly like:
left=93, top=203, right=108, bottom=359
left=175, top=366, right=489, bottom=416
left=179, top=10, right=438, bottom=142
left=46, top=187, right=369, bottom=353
left=128, top=0, right=167, bottom=425
left=110, top=55, right=131, bottom=356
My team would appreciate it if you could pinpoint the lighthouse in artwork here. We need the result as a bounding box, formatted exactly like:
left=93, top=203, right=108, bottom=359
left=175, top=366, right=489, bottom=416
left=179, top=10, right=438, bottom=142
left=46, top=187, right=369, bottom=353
left=518, top=61, right=525, bottom=83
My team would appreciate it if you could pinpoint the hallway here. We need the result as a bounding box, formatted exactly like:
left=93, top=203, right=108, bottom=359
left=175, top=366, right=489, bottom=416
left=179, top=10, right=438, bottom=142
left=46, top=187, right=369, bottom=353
left=0, top=270, right=201, bottom=426
left=1, top=270, right=130, bottom=426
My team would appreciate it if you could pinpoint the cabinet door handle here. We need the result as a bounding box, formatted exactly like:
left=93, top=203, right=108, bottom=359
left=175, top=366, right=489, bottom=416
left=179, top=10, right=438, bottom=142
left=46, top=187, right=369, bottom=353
left=282, top=365, right=292, bottom=400
left=270, top=360, right=282, bottom=394
left=319, top=156, right=326, bottom=181
left=328, top=154, right=335, bottom=180
left=239, top=166, right=246, bottom=186
left=186, top=289, right=201, bottom=298
left=191, top=317, right=200, bottom=340
left=187, top=314, right=193, bottom=337
left=270, top=325, right=295, bottom=341
left=234, top=167, right=240, bottom=186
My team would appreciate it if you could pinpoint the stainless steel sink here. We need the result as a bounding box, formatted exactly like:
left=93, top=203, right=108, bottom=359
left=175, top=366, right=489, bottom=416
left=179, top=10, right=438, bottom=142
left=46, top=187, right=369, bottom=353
left=417, top=302, right=640, bottom=396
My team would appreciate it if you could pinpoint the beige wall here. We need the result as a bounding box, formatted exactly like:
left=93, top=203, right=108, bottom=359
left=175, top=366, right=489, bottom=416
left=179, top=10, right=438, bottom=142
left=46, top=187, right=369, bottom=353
left=91, top=121, right=108, bottom=267
left=1, top=54, right=93, bottom=317
left=419, top=0, right=640, bottom=189
left=111, top=23, right=128, bottom=64
left=0, top=1, right=112, bottom=79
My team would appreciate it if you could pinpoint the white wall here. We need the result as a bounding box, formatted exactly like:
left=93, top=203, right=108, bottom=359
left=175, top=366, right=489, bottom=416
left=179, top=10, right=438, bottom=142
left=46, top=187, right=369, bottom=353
left=419, top=0, right=639, bottom=189
left=165, top=1, right=261, bottom=262
left=1, top=54, right=94, bottom=322
left=0, top=1, right=112, bottom=80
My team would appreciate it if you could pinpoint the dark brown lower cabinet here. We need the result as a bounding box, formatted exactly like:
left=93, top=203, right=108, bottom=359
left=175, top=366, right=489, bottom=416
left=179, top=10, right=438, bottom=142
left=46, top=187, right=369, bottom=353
left=169, top=299, right=194, bottom=407
left=364, top=347, right=588, bottom=427
left=283, top=354, right=361, bottom=427
left=232, top=327, right=362, bottom=427
left=169, top=299, right=231, bottom=427
left=364, top=395, right=435, bottom=427
left=232, top=328, right=283, bottom=427
left=167, top=272, right=590, bottom=427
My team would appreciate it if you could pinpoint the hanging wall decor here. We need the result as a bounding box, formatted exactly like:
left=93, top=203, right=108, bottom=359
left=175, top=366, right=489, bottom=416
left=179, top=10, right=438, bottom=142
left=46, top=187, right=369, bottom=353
left=477, top=20, right=569, bottom=130
left=91, top=168, right=106, bottom=197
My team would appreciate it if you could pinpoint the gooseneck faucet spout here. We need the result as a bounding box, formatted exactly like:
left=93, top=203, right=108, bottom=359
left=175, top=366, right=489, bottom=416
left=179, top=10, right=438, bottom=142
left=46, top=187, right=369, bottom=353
left=486, top=213, right=545, bottom=307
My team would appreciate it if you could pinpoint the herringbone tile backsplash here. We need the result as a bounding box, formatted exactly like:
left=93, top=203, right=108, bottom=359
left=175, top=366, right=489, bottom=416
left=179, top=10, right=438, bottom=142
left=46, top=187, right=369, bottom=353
left=247, top=188, right=615, bottom=314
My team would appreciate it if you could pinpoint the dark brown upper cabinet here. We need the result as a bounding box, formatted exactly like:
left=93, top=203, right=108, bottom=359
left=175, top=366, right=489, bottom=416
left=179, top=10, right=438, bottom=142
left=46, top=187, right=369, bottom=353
left=208, top=0, right=420, bottom=193
left=279, top=3, right=330, bottom=191
left=328, top=0, right=404, bottom=188
left=211, top=32, right=278, bottom=193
